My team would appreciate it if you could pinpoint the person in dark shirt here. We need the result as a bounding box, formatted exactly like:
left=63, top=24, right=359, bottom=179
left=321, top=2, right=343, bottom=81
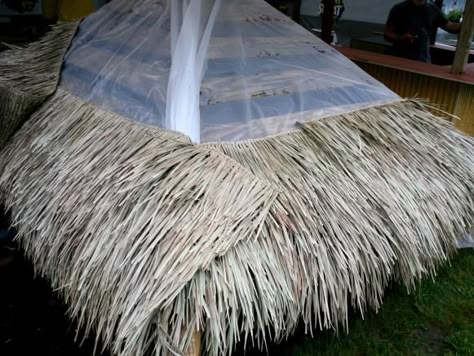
left=384, top=0, right=461, bottom=63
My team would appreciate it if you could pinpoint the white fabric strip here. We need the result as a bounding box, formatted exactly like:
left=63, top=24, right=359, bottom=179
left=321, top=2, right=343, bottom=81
left=166, top=0, right=222, bottom=143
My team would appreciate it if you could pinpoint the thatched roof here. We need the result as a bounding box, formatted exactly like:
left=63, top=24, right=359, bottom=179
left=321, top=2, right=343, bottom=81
left=0, top=1, right=473, bottom=355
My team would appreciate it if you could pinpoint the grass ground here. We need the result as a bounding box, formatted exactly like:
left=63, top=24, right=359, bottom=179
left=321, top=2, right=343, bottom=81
left=245, top=249, right=474, bottom=356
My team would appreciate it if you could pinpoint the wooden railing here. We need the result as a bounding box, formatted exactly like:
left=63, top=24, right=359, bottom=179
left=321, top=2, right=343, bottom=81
left=337, top=46, right=474, bottom=136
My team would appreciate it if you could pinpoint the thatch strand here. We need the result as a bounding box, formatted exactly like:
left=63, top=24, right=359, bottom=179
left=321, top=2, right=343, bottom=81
left=0, top=21, right=78, bottom=148
left=0, top=86, right=472, bottom=355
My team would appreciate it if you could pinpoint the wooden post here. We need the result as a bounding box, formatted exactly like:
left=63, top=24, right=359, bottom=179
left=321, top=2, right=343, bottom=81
left=451, top=0, right=474, bottom=74
left=186, top=331, right=202, bottom=356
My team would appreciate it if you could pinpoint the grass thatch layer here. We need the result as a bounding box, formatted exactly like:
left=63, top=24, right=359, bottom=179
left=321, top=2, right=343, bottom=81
left=0, top=22, right=78, bottom=149
left=0, top=88, right=472, bottom=355
left=0, top=89, right=277, bottom=355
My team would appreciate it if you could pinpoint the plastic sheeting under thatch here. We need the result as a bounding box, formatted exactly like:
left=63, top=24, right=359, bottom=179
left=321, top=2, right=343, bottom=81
left=0, top=1, right=473, bottom=355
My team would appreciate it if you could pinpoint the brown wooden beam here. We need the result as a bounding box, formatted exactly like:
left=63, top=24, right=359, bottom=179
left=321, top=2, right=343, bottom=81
left=186, top=331, right=202, bottom=356
left=451, top=0, right=474, bottom=74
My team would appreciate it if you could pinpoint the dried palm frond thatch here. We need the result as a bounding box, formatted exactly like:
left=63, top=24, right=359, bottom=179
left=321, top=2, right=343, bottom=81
left=0, top=21, right=78, bottom=148
left=0, top=10, right=473, bottom=356
left=0, top=85, right=472, bottom=355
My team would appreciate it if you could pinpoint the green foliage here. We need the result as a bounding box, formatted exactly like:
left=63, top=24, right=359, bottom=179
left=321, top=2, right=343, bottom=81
left=447, top=9, right=463, bottom=23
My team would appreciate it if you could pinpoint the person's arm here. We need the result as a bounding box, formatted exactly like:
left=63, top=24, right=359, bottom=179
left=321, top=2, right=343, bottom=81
left=384, top=22, right=418, bottom=43
left=441, top=21, right=462, bottom=33
left=436, top=6, right=462, bottom=34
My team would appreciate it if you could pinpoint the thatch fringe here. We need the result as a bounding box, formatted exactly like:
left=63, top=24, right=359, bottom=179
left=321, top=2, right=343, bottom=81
left=0, top=21, right=78, bottom=148
left=0, top=89, right=473, bottom=356
left=198, top=100, right=474, bottom=354
left=0, top=89, right=278, bottom=355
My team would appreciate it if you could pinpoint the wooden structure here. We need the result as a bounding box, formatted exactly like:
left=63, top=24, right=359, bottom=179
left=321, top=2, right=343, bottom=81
left=186, top=332, right=202, bottom=356
left=333, top=0, right=474, bottom=137
left=452, top=0, right=474, bottom=73
left=337, top=46, right=474, bottom=136
left=41, top=0, right=108, bottom=21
